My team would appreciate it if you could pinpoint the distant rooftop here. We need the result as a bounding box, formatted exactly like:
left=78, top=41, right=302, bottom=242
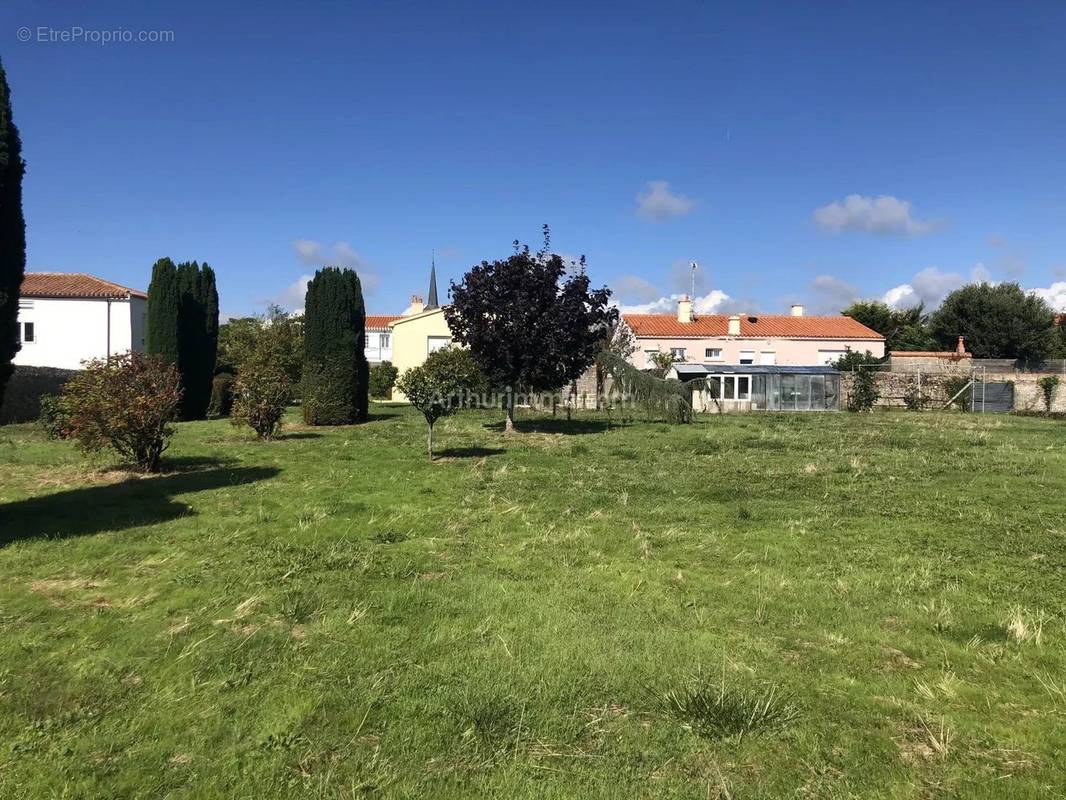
left=21, top=272, right=146, bottom=300
left=623, top=313, right=883, bottom=340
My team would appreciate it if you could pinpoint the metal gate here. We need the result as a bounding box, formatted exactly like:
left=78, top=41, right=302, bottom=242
left=972, top=378, right=1014, bottom=413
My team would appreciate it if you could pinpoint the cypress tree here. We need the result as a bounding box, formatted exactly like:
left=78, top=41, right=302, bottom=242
left=146, top=258, right=180, bottom=363
left=302, top=267, right=368, bottom=425
left=147, top=258, right=219, bottom=419
left=0, top=59, right=26, bottom=410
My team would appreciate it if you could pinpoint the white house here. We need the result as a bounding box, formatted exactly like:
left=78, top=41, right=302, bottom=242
left=15, top=272, right=147, bottom=370
left=365, top=314, right=400, bottom=363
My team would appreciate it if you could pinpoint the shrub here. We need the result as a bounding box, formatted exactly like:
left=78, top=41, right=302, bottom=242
left=208, top=372, right=236, bottom=418
left=229, top=314, right=297, bottom=439
left=0, top=365, right=77, bottom=424
left=902, top=376, right=924, bottom=411
left=832, top=350, right=884, bottom=371
left=942, top=376, right=972, bottom=411
left=38, top=393, right=71, bottom=439
left=369, top=360, right=399, bottom=399
left=57, top=351, right=181, bottom=472
left=847, top=369, right=879, bottom=412
left=231, top=365, right=291, bottom=439
left=395, top=347, right=484, bottom=459
left=1037, top=375, right=1060, bottom=413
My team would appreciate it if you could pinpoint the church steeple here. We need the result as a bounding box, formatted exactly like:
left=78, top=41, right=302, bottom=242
left=426, top=253, right=439, bottom=310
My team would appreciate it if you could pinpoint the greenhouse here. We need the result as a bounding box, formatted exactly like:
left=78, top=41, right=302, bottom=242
left=669, top=364, right=842, bottom=413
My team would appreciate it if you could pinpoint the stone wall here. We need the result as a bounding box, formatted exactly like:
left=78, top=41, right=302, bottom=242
left=840, top=369, right=1066, bottom=412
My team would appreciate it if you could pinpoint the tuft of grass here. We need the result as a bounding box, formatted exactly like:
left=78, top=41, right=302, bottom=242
left=660, top=674, right=799, bottom=741
left=1004, top=606, right=1048, bottom=645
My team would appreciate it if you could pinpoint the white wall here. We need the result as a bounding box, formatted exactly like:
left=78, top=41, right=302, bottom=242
left=13, top=297, right=143, bottom=370
left=364, top=330, right=393, bottom=363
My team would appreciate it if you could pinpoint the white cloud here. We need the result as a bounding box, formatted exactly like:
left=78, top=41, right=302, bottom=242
left=619, top=289, right=730, bottom=315
left=1032, top=282, right=1066, bottom=312
left=614, top=275, right=661, bottom=304
left=880, top=265, right=993, bottom=310
left=807, top=274, right=861, bottom=314
left=813, top=194, right=940, bottom=236
left=290, top=239, right=379, bottom=295
left=274, top=273, right=314, bottom=314
left=635, top=181, right=694, bottom=222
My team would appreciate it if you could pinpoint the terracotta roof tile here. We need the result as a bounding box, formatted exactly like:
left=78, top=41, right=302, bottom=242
left=366, top=314, right=401, bottom=330
left=623, top=313, right=883, bottom=340
left=21, top=272, right=146, bottom=300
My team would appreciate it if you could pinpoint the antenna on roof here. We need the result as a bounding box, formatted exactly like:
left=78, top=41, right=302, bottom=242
left=690, top=262, right=698, bottom=304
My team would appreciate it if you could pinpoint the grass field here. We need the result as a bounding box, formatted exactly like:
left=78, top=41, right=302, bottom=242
left=1, top=406, right=1065, bottom=798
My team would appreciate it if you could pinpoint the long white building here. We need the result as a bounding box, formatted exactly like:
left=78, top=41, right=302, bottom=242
left=14, top=272, right=147, bottom=370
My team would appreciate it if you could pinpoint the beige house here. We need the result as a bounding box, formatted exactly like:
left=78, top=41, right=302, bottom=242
left=388, top=264, right=455, bottom=401
left=624, top=298, right=884, bottom=368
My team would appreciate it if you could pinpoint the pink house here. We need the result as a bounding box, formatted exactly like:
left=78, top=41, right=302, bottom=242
left=624, top=298, right=885, bottom=369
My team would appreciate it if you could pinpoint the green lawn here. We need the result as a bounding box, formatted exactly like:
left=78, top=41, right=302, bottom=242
left=1, top=407, right=1065, bottom=798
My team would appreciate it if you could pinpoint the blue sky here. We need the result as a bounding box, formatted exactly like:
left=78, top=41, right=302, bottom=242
left=3, top=0, right=1065, bottom=318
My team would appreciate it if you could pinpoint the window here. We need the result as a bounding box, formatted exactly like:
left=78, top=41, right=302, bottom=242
left=818, top=349, right=846, bottom=366
left=380, top=333, right=390, bottom=348
left=705, top=347, right=722, bottom=360
left=670, top=347, right=686, bottom=360
left=18, top=321, right=35, bottom=344
left=760, top=351, right=776, bottom=365
left=705, top=373, right=754, bottom=402
left=427, top=336, right=452, bottom=354
left=737, top=376, right=750, bottom=400
left=739, top=350, right=755, bottom=365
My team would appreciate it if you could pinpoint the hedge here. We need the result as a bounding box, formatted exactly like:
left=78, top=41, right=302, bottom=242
left=0, top=365, right=79, bottom=424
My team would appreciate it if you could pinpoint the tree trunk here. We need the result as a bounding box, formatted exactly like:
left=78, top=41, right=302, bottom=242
left=427, top=422, right=434, bottom=460
left=504, top=393, right=515, bottom=433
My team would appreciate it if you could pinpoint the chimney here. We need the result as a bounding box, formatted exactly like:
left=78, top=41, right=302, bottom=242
left=956, top=335, right=966, bottom=356
left=791, top=304, right=804, bottom=317
left=677, top=295, right=692, bottom=324
left=408, top=294, right=424, bottom=315
left=727, top=314, right=741, bottom=336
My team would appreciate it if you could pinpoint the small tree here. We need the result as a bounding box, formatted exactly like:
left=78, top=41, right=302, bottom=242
left=57, top=352, right=181, bottom=472
left=847, top=369, right=879, bottom=412
left=445, top=229, right=616, bottom=432
left=1038, top=375, right=1060, bottom=413
left=648, top=350, right=681, bottom=378
left=395, top=347, right=484, bottom=460
left=230, top=318, right=295, bottom=439
left=369, top=361, right=399, bottom=399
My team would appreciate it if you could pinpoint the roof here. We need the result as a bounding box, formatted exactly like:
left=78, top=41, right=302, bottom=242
left=623, top=313, right=883, bottom=340
left=673, top=363, right=840, bottom=378
left=366, top=314, right=401, bottom=330
left=388, top=306, right=448, bottom=326
left=21, top=272, right=146, bottom=300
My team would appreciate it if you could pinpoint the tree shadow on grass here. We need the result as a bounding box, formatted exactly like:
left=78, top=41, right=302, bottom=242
left=436, top=447, right=506, bottom=459
left=274, top=432, right=322, bottom=440
left=0, top=464, right=279, bottom=546
left=482, top=418, right=621, bottom=435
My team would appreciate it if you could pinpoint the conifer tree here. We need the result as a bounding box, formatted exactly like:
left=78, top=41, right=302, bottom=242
left=0, top=59, right=26, bottom=409
left=302, top=267, right=368, bottom=425
left=147, top=258, right=219, bottom=419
